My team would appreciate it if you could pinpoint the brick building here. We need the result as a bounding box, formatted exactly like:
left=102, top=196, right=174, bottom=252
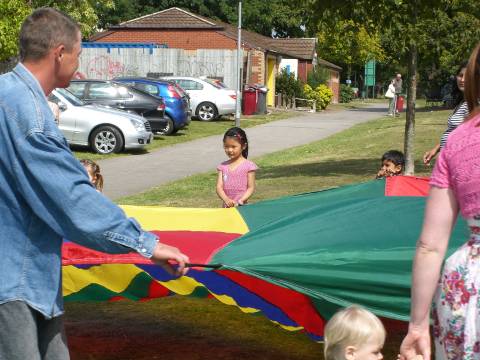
left=91, top=7, right=341, bottom=106
left=275, top=38, right=341, bottom=103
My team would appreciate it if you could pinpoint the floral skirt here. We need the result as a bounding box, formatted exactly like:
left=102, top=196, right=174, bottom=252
left=433, top=218, right=480, bottom=359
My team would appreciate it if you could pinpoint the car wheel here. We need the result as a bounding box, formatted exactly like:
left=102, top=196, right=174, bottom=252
left=156, top=115, right=175, bottom=135
left=89, top=125, right=124, bottom=154
left=196, top=102, right=218, bottom=121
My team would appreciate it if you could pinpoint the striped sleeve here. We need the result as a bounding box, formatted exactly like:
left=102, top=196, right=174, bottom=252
left=440, top=102, right=469, bottom=149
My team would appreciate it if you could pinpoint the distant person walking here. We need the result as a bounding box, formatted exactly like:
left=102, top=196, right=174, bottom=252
left=0, top=8, right=188, bottom=360
left=393, top=73, right=402, bottom=116
left=386, top=80, right=396, bottom=116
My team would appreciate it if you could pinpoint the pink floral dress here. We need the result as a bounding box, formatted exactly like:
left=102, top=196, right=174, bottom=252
left=432, top=219, right=480, bottom=359
left=430, top=115, right=480, bottom=360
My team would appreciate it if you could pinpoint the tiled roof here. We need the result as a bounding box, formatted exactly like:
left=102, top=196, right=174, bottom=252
left=269, top=38, right=316, bottom=60
left=113, top=7, right=222, bottom=29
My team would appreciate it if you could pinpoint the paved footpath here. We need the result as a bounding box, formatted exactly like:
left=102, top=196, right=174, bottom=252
left=100, top=103, right=387, bottom=200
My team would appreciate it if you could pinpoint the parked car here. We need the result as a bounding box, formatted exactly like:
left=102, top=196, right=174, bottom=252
left=161, top=76, right=236, bottom=121
left=49, top=88, right=153, bottom=154
left=114, top=77, right=191, bottom=134
left=67, top=80, right=169, bottom=134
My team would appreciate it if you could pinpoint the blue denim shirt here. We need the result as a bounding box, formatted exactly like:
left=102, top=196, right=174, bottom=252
left=0, top=64, right=158, bottom=318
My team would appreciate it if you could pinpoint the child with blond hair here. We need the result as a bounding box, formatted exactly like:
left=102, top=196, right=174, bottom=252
left=324, top=305, right=386, bottom=360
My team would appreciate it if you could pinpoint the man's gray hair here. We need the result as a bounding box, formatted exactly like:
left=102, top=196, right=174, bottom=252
left=19, top=7, right=80, bottom=62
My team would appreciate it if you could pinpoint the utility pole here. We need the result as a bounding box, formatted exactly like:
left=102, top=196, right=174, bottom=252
left=234, top=1, right=242, bottom=127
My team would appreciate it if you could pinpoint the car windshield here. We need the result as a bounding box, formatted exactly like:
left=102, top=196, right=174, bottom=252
left=56, top=88, right=85, bottom=106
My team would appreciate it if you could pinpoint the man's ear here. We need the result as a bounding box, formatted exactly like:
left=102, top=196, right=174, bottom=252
left=53, top=44, right=65, bottom=61
left=345, top=345, right=356, bottom=360
left=395, top=164, right=403, bottom=174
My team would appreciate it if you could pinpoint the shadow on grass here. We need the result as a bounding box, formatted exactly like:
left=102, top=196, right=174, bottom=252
left=70, top=144, right=150, bottom=157
left=348, top=106, right=388, bottom=113
left=258, top=158, right=379, bottom=180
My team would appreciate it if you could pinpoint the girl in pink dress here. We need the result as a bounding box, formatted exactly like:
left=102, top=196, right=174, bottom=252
left=216, top=127, right=258, bottom=208
left=400, top=44, right=480, bottom=360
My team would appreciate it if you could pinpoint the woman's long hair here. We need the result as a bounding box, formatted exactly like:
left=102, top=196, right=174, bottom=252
left=465, top=43, right=480, bottom=117
left=451, top=61, right=468, bottom=108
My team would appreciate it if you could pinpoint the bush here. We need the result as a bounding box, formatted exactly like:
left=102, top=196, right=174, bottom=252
left=304, top=84, right=334, bottom=110
left=307, top=66, right=330, bottom=89
left=275, top=68, right=304, bottom=99
left=340, top=84, right=355, bottom=103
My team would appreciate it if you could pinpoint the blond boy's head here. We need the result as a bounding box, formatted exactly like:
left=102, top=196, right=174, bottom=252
left=324, top=305, right=386, bottom=360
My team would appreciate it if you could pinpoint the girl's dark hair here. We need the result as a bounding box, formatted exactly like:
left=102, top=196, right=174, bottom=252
left=80, top=159, right=104, bottom=192
left=451, top=61, right=468, bottom=108
left=465, top=43, right=480, bottom=117
left=223, top=127, right=249, bottom=158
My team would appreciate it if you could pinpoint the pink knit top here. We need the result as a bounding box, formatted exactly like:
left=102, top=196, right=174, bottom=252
left=217, top=159, right=258, bottom=204
left=430, top=113, right=480, bottom=218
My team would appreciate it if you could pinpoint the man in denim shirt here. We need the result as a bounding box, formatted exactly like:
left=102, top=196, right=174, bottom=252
left=0, top=8, right=189, bottom=359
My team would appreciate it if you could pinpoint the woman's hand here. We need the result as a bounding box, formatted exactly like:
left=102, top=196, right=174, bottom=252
left=399, top=326, right=431, bottom=360
left=423, top=144, right=440, bottom=165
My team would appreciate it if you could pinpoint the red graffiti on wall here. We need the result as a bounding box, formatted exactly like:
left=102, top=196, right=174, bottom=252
left=86, top=55, right=125, bottom=79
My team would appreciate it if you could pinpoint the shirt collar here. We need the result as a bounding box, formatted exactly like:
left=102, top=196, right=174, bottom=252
left=12, top=62, right=47, bottom=99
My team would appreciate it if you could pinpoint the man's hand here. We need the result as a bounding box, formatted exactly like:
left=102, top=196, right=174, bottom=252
left=151, top=242, right=189, bottom=277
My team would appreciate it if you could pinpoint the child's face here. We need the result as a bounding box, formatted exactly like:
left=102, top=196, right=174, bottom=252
left=346, top=338, right=384, bottom=360
left=381, top=160, right=402, bottom=176
left=223, top=137, right=245, bottom=160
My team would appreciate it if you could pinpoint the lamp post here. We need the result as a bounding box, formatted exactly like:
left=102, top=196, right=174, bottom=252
left=234, top=1, right=242, bottom=127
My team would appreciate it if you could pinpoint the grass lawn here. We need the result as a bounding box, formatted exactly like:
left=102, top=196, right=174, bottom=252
left=71, top=110, right=298, bottom=161
left=66, top=106, right=450, bottom=360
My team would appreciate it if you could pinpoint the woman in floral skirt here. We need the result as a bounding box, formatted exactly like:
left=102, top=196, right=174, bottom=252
left=400, top=44, right=480, bottom=360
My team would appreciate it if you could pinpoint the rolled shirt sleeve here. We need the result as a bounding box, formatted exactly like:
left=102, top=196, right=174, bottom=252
left=11, top=130, right=158, bottom=258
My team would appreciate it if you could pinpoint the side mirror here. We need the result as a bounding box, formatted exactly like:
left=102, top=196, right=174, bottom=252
left=58, top=102, right=67, bottom=112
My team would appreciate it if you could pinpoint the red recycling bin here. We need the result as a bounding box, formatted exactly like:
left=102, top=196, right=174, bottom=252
left=396, top=95, right=405, bottom=112
left=242, top=89, right=257, bottom=115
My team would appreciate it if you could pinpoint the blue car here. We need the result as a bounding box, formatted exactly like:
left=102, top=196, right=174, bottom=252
left=114, top=77, right=191, bottom=135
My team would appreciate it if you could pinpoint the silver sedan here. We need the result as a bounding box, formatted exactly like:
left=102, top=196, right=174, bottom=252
left=50, top=89, right=153, bottom=154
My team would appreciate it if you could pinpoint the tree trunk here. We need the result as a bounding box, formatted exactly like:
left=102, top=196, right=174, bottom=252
left=403, top=44, right=417, bottom=175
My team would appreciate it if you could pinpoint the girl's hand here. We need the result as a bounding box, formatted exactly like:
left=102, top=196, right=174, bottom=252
left=224, top=198, right=236, bottom=208
left=237, top=199, right=244, bottom=206
left=399, top=327, right=431, bottom=360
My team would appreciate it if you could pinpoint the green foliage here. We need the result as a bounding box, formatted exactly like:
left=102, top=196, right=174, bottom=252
left=0, top=0, right=30, bottom=62
left=306, top=66, right=330, bottom=89
left=316, top=20, right=385, bottom=77
left=309, top=0, right=480, bottom=83
left=304, top=84, right=333, bottom=110
left=340, top=84, right=355, bottom=103
left=0, top=0, right=114, bottom=62
left=96, top=0, right=306, bottom=37
left=275, top=68, right=304, bottom=99
left=33, top=0, right=115, bottom=37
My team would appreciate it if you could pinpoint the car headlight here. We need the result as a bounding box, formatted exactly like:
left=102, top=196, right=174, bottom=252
left=130, top=118, right=146, bottom=131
